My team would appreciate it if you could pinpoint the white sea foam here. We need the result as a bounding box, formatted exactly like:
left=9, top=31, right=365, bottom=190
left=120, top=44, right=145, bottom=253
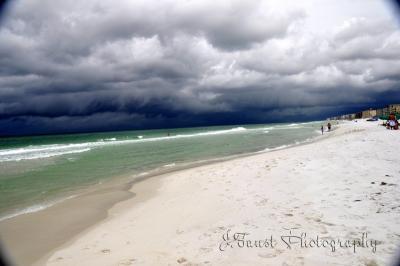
left=263, top=145, right=289, bottom=152
left=260, top=124, right=304, bottom=131
left=262, top=136, right=316, bottom=153
left=284, top=126, right=303, bottom=129
left=0, top=146, right=91, bottom=162
left=300, top=121, right=320, bottom=125
left=262, top=126, right=275, bottom=130
left=138, top=172, right=149, bottom=176
left=0, top=127, right=248, bottom=162
left=0, top=195, right=76, bottom=222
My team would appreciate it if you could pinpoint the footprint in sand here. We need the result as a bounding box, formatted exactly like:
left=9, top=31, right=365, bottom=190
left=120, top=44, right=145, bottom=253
left=118, top=258, right=136, bottom=265
left=255, top=198, right=269, bottom=206
left=258, top=249, right=284, bottom=259
left=177, top=257, right=187, bottom=264
left=101, top=249, right=111, bottom=254
left=200, top=247, right=213, bottom=253
left=321, top=221, right=335, bottom=227
left=319, top=225, right=328, bottom=234
left=258, top=252, right=278, bottom=258
left=363, top=259, right=379, bottom=266
left=293, top=256, right=305, bottom=265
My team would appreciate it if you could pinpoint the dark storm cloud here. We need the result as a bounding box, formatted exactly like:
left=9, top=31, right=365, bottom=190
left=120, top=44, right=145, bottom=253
left=0, top=0, right=400, bottom=136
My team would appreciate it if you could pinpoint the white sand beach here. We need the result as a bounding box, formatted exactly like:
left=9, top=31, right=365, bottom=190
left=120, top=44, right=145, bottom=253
left=40, top=120, right=400, bottom=266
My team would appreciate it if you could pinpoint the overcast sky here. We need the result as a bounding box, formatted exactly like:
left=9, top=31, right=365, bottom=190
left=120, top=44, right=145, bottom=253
left=0, top=0, right=400, bottom=136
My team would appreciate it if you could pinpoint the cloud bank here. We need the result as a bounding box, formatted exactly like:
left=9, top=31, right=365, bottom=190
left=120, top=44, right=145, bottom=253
left=0, top=0, right=400, bottom=135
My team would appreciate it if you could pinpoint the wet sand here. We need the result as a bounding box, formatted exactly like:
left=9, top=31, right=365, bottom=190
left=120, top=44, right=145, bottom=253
left=0, top=184, right=134, bottom=266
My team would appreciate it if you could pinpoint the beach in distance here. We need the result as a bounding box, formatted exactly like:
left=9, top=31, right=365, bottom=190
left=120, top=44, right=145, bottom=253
left=1, top=119, right=399, bottom=266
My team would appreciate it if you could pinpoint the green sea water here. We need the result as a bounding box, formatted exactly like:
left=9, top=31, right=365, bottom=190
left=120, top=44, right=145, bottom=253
left=0, top=122, right=323, bottom=220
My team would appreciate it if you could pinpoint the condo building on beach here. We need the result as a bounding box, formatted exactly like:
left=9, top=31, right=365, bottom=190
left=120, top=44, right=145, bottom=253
left=330, top=104, right=400, bottom=120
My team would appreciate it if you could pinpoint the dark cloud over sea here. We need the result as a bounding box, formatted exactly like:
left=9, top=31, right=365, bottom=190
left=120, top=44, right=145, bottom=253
left=0, top=0, right=400, bottom=136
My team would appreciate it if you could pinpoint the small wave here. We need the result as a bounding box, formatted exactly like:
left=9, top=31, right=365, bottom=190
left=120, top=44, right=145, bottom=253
left=263, top=135, right=317, bottom=153
left=263, top=145, right=289, bottom=152
left=262, top=126, right=275, bottom=130
left=263, top=130, right=270, bottom=134
left=299, top=121, right=318, bottom=125
left=261, top=125, right=302, bottom=131
left=176, top=127, right=246, bottom=137
left=0, top=146, right=91, bottom=162
left=98, top=138, right=116, bottom=142
left=0, top=195, right=76, bottom=222
left=163, top=163, right=176, bottom=167
left=137, top=172, right=149, bottom=176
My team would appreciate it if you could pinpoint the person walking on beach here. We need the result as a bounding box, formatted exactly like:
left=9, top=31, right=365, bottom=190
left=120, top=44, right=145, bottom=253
left=327, top=122, right=331, bottom=131
left=389, top=120, right=395, bottom=130
left=321, top=125, right=324, bottom=135
left=388, top=113, right=396, bottom=130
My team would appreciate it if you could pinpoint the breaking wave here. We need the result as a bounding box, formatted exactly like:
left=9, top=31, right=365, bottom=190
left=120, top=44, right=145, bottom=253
left=0, top=127, right=248, bottom=162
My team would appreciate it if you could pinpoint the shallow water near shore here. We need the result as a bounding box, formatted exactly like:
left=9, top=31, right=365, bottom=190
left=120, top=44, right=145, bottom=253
left=0, top=122, right=322, bottom=220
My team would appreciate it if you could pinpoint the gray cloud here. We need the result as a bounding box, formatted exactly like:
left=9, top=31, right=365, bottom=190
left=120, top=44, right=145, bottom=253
left=0, top=0, right=399, bottom=135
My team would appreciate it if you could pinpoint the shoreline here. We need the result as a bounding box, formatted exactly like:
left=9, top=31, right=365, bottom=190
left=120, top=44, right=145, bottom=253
left=1, top=123, right=338, bottom=265
left=0, top=122, right=325, bottom=223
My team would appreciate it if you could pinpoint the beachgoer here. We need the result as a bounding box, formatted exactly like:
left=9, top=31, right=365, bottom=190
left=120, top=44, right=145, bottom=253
left=388, top=113, right=396, bottom=130
left=321, top=125, right=324, bottom=135
left=389, top=120, right=395, bottom=130
left=327, top=122, right=331, bottom=131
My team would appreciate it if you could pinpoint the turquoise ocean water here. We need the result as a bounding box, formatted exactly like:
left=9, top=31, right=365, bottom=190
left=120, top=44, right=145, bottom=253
left=0, top=122, right=322, bottom=221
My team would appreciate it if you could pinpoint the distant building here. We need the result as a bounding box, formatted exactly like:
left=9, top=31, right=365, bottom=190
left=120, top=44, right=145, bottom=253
left=331, top=103, right=400, bottom=121
left=383, top=107, right=389, bottom=116
left=362, top=108, right=376, bottom=118
left=388, top=104, right=400, bottom=114
left=376, top=106, right=391, bottom=117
